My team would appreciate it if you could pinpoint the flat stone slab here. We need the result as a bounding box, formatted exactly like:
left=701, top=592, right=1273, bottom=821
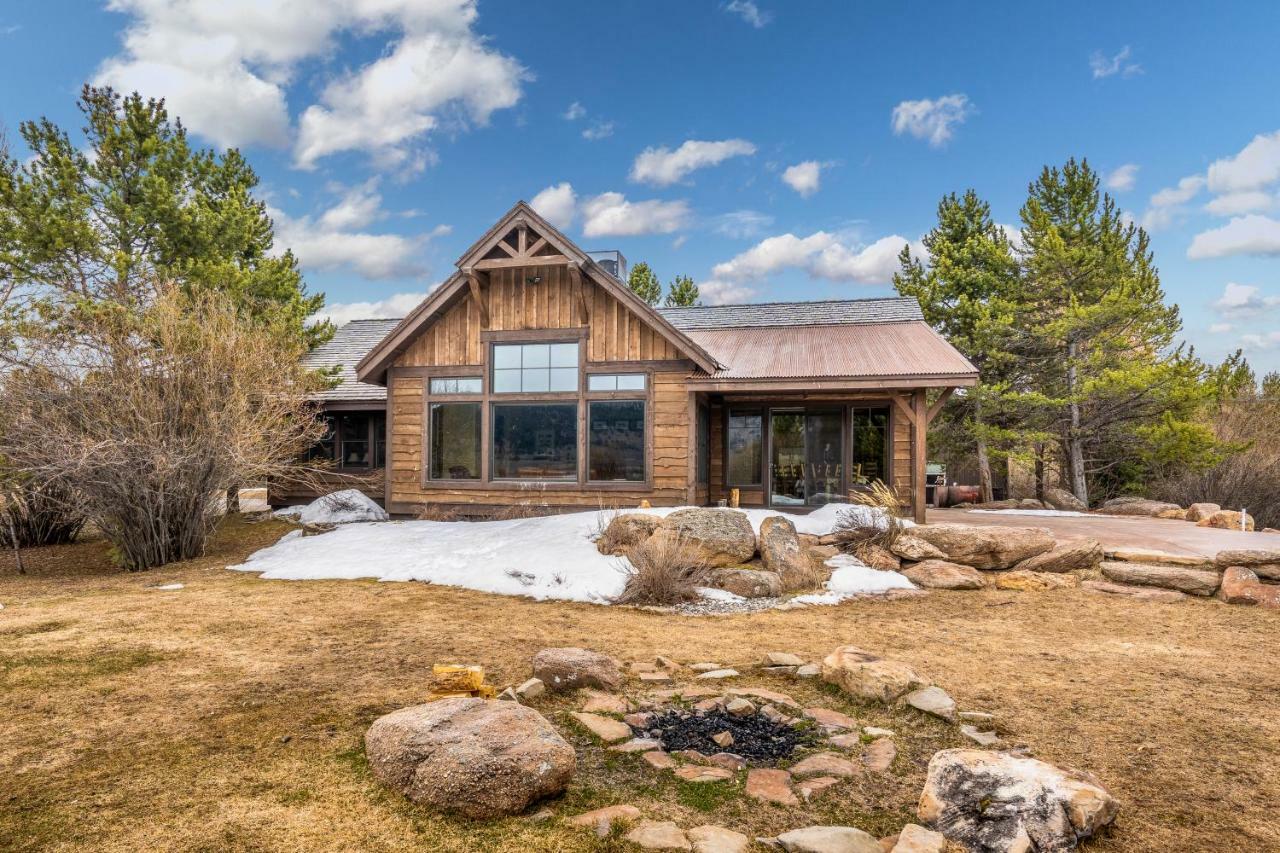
left=1215, top=548, right=1280, bottom=580
left=625, top=820, right=692, bottom=850
left=674, top=765, right=735, bottom=783
left=862, top=738, right=896, bottom=772
left=696, top=669, right=740, bottom=680
left=689, top=662, right=724, bottom=672
left=790, top=751, right=858, bottom=779
left=775, top=825, right=881, bottom=853
left=687, top=824, right=751, bottom=853
left=726, top=687, right=802, bottom=711
left=745, top=768, right=798, bottom=805
left=569, top=803, right=642, bottom=831
left=797, top=775, right=841, bottom=800
left=763, top=651, right=806, bottom=667
left=1106, top=547, right=1214, bottom=569
left=904, top=686, right=957, bottom=721
left=1082, top=579, right=1189, bottom=602
left=581, top=689, right=630, bottom=714
left=803, top=707, right=858, bottom=731
left=960, top=725, right=1000, bottom=747
left=610, top=738, right=662, bottom=753
left=643, top=750, right=675, bottom=769
left=570, top=712, right=632, bottom=743
left=1100, top=561, right=1220, bottom=596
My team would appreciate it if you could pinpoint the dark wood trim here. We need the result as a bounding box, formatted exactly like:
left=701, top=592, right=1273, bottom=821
left=474, top=253, right=572, bottom=270
left=686, top=375, right=977, bottom=393
left=480, top=327, right=588, bottom=343
left=586, top=359, right=693, bottom=373
left=891, top=394, right=917, bottom=427
left=465, top=269, right=490, bottom=328
left=927, top=387, right=956, bottom=424
left=912, top=389, right=927, bottom=523
left=320, top=400, right=388, bottom=412
left=384, top=375, right=395, bottom=507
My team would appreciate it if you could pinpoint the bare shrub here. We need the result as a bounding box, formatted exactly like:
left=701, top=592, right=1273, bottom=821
left=0, top=478, right=84, bottom=549
left=613, top=533, right=710, bottom=606
left=590, top=503, right=625, bottom=550
left=1152, top=454, right=1280, bottom=530
left=831, top=480, right=907, bottom=555
left=0, top=287, right=326, bottom=571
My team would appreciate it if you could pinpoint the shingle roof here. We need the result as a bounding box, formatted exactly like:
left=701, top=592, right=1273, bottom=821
left=305, top=319, right=401, bottom=403
left=658, top=297, right=924, bottom=330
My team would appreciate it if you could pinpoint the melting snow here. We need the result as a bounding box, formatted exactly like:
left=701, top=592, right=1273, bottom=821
left=790, top=554, right=916, bottom=606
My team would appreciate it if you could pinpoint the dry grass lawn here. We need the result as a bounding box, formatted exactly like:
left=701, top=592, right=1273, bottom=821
left=2, top=517, right=1278, bottom=852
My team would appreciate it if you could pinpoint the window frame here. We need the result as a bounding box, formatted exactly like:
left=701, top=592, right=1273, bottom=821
left=428, top=401, right=483, bottom=481
left=586, top=398, right=647, bottom=484
left=725, top=408, right=765, bottom=487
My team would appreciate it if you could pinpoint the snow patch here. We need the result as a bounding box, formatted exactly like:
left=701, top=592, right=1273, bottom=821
left=277, top=489, right=390, bottom=525
left=150, top=583, right=185, bottom=591
left=790, top=554, right=916, bottom=606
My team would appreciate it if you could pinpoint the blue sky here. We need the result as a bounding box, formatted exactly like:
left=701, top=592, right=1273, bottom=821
left=2, top=1, right=1279, bottom=371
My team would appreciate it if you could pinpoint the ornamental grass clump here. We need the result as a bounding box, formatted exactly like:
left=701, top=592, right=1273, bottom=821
left=830, top=479, right=907, bottom=555
left=613, top=532, right=711, bottom=606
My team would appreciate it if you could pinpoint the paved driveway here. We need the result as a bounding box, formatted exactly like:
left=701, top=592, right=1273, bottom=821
left=925, top=507, right=1277, bottom=558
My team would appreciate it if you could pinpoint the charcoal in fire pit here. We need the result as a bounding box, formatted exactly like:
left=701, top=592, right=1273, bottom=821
left=646, top=708, right=814, bottom=764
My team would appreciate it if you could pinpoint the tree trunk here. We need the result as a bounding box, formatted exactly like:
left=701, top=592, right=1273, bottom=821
left=973, top=399, right=994, bottom=503
left=1034, top=442, right=1046, bottom=502
left=1066, top=340, right=1088, bottom=505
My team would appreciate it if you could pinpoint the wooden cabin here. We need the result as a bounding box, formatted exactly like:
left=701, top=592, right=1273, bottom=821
left=288, top=202, right=977, bottom=522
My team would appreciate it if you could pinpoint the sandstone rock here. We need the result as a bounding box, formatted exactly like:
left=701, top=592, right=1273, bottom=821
left=796, top=664, right=821, bottom=678
left=760, top=516, right=822, bottom=590
left=959, top=725, right=1000, bottom=747
left=625, top=820, right=692, bottom=850
left=764, top=651, right=806, bottom=667
left=1100, top=561, right=1220, bottom=596
left=1156, top=507, right=1188, bottom=519
left=1013, top=538, right=1102, bottom=573
left=901, top=559, right=986, bottom=590
left=689, top=663, right=724, bottom=672
left=1043, top=487, right=1087, bottom=512
left=904, top=686, right=956, bottom=721
left=641, top=672, right=673, bottom=684
left=688, top=824, right=751, bottom=853
left=858, top=544, right=902, bottom=571
left=908, top=524, right=1055, bottom=570
left=790, top=752, right=858, bottom=779
left=745, top=768, right=798, bottom=805
left=889, top=824, right=946, bottom=853
left=1101, top=496, right=1182, bottom=517
left=798, top=775, right=841, bottom=800
left=611, top=738, right=662, bottom=753
left=1215, top=548, right=1280, bottom=580
left=957, top=711, right=995, bottom=723
left=532, top=647, right=622, bottom=692
left=675, top=765, right=735, bottom=783
left=655, top=655, right=685, bottom=673
left=1185, top=502, right=1222, bottom=522
left=1217, top=566, right=1280, bottom=608
left=643, top=750, right=676, bottom=769
left=862, top=738, right=896, bottom=772
left=725, top=697, right=755, bottom=716
left=863, top=726, right=895, bottom=738
left=581, top=689, right=630, bottom=714
left=657, top=508, right=757, bottom=567
left=364, top=698, right=574, bottom=819
left=822, top=646, right=926, bottom=704
left=1106, top=547, right=1214, bottom=569
left=727, top=687, right=803, bottom=711
left=803, top=707, right=858, bottom=732
left=515, top=678, right=545, bottom=700
left=994, top=569, right=1080, bottom=592
left=570, top=804, right=642, bottom=831
left=697, top=668, right=739, bottom=680
left=807, top=544, right=841, bottom=564
left=918, top=749, right=1119, bottom=852
left=1197, top=509, right=1255, bottom=531
left=776, top=825, right=881, bottom=853
left=707, top=752, right=746, bottom=771
left=711, top=731, right=734, bottom=748
left=570, top=712, right=633, bottom=744
left=1081, top=580, right=1189, bottom=602
left=709, top=568, right=784, bottom=598
left=890, top=536, right=948, bottom=562
left=497, top=687, right=519, bottom=701
left=597, top=513, right=661, bottom=555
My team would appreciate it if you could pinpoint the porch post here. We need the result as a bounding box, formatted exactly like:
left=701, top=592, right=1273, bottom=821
left=686, top=391, right=699, bottom=506
left=912, top=389, right=927, bottom=523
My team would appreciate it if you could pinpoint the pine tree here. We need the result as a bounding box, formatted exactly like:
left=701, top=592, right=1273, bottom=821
left=894, top=190, right=1021, bottom=502
left=664, top=274, right=700, bottom=307
left=0, top=86, right=328, bottom=347
left=627, top=261, right=661, bottom=306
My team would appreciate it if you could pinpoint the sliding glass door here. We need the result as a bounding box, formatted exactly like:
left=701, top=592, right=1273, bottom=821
left=769, top=410, right=843, bottom=507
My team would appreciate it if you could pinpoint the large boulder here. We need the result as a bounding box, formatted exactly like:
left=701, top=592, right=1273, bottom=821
left=1197, top=510, right=1255, bottom=531
left=1043, top=487, right=1088, bottom=512
left=1215, top=548, right=1280, bottom=581
left=1185, top=502, right=1222, bottom=523
left=857, top=544, right=902, bottom=571
left=1105, top=548, right=1213, bottom=569
left=900, top=560, right=986, bottom=590
left=655, top=508, right=756, bottom=568
left=890, top=536, right=948, bottom=562
left=1099, top=561, right=1221, bottom=596
left=1012, top=539, right=1102, bottom=573
left=759, top=516, right=822, bottom=590
left=821, top=646, right=926, bottom=704
left=1100, top=497, right=1183, bottom=518
left=708, top=568, right=783, bottom=599
left=907, top=524, right=1054, bottom=570
left=532, top=647, right=622, bottom=692
left=918, top=749, right=1119, bottom=852
left=297, top=489, right=389, bottom=525
left=1217, top=566, right=1280, bottom=608
left=365, top=698, right=574, bottom=819
left=597, top=513, right=661, bottom=556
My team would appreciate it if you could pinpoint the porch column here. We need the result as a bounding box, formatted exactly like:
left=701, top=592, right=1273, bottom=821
left=912, top=389, right=927, bottom=523
left=685, top=391, right=698, bottom=506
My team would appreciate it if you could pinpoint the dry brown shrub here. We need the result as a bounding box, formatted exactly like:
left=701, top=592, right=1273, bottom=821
left=613, top=532, right=710, bottom=606
left=830, top=480, right=907, bottom=554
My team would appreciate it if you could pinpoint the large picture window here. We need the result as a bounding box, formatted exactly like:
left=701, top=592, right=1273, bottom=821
left=429, top=403, right=481, bottom=480
left=851, top=407, right=889, bottom=486
left=491, top=403, right=577, bottom=480
left=726, top=411, right=763, bottom=485
left=492, top=342, right=578, bottom=393
left=588, top=400, right=645, bottom=482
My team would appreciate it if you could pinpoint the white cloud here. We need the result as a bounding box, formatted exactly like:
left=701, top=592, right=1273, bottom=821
left=1140, top=174, right=1205, bottom=231
left=271, top=184, right=445, bottom=279
left=581, top=192, right=690, bottom=238
left=1204, top=191, right=1275, bottom=216
left=782, top=161, right=822, bottom=197
left=1090, top=45, right=1142, bottom=78
left=563, top=101, right=586, bottom=121
left=997, top=223, right=1025, bottom=252
left=698, top=279, right=758, bottom=305
left=1211, top=282, right=1280, bottom=317
left=1206, top=130, right=1280, bottom=194
left=1104, top=163, right=1139, bottom=192
left=1209, top=322, right=1233, bottom=334
left=312, top=291, right=429, bottom=326
left=724, top=0, right=771, bottom=28
left=711, top=231, right=914, bottom=285
left=890, top=94, right=973, bottom=147
left=1187, top=214, right=1280, bottom=259
left=582, top=120, right=615, bottom=141
left=1240, top=331, right=1280, bottom=350
left=711, top=210, right=774, bottom=239
left=530, top=182, right=577, bottom=229
left=630, top=138, right=756, bottom=186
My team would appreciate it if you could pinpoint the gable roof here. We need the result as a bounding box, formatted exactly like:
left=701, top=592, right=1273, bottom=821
left=305, top=318, right=401, bottom=403
left=355, top=202, right=719, bottom=384
left=658, top=296, right=923, bottom=330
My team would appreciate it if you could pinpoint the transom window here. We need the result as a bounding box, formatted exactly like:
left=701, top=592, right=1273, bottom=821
left=430, top=376, right=482, bottom=394
left=492, top=342, right=578, bottom=393
left=587, top=373, right=646, bottom=392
